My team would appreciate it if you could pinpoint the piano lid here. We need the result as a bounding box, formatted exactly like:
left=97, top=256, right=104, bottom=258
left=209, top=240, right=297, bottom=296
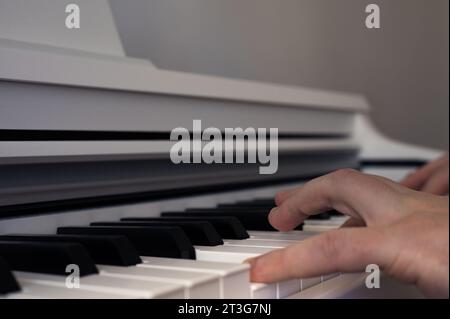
left=0, top=0, right=368, bottom=114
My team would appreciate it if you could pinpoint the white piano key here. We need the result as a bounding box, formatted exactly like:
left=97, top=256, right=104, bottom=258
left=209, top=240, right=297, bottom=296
left=330, top=216, right=349, bottom=223
left=250, top=280, right=300, bottom=299
left=140, top=255, right=296, bottom=299
left=246, top=222, right=343, bottom=294
left=224, top=239, right=297, bottom=248
left=248, top=231, right=313, bottom=241
left=300, top=277, right=322, bottom=290
left=303, top=216, right=348, bottom=232
left=195, top=245, right=273, bottom=263
left=288, top=273, right=366, bottom=299
left=195, top=245, right=301, bottom=298
left=322, top=273, right=340, bottom=282
left=139, top=256, right=251, bottom=298
left=194, top=245, right=279, bottom=298
left=98, top=265, right=221, bottom=299
left=15, top=271, right=184, bottom=299
left=303, top=224, right=339, bottom=232
left=138, top=256, right=284, bottom=299
left=221, top=239, right=301, bottom=297
left=251, top=283, right=277, bottom=299
left=277, top=279, right=302, bottom=298
left=304, top=217, right=348, bottom=226
left=6, top=282, right=137, bottom=299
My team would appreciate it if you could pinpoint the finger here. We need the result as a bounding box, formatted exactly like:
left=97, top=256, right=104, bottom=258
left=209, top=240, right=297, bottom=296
left=421, top=166, right=449, bottom=195
left=274, top=187, right=299, bottom=206
left=247, top=227, right=392, bottom=283
left=401, top=172, right=426, bottom=190
left=268, top=169, right=400, bottom=231
left=401, top=154, right=449, bottom=190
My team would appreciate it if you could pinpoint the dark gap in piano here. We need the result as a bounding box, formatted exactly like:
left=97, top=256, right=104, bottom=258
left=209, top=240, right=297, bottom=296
left=360, top=159, right=427, bottom=168
left=0, top=149, right=360, bottom=219
left=0, top=129, right=348, bottom=141
left=0, top=174, right=322, bottom=219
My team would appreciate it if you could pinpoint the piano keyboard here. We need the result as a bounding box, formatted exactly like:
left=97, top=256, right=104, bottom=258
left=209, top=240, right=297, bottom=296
left=0, top=181, right=351, bottom=299
left=0, top=167, right=425, bottom=299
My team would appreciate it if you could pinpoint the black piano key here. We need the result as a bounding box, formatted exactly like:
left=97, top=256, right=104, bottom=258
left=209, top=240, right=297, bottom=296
left=328, top=210, right=344, bottom=216
left=162, top=210, right=302, bottom=231
left=91, top=221, right=223, bottom=246
left=306, top=212, right=331, bottom=220
left=58, top=226, right=196, bottom=259
left=218, top=199, right=276, bottom=209
left=186, top=207, right=270, bottom=213
left=0, top=235, right=142, bottom=266
left=0, top=241, right=98, bottom=276
left=218, top=203, right=273, bottom=209
left=122, top=217, right=250, bottom=240
left=184, top=207, right=302, bottom=230
left=244, top=198, right=276, bottom=205
left=0, top=257, right=21, bottom=295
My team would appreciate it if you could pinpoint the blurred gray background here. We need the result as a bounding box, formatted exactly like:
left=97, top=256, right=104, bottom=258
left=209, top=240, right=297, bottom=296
left=110, top=0, right=449, bottom=150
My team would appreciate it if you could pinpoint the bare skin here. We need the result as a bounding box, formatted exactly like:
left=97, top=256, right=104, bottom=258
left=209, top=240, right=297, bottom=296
left=245, top=168, right=449, bottom=298
left=401, top=154, right=449, bottom=195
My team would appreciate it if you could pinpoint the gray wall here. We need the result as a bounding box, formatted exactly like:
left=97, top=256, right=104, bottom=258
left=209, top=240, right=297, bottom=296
left=110, top=0, right=449, bottom=150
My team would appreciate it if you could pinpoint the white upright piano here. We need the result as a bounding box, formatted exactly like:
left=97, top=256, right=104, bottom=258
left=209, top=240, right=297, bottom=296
left=0, top=0, right=442, bottom=299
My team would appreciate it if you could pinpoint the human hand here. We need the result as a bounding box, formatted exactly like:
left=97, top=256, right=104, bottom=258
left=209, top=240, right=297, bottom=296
left=246, top=169, right=449, bottom=298
left=401, top=154, right=449, bottom=195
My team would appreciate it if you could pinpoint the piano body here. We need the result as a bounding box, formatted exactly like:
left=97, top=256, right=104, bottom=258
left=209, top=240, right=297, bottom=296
left=0, top=0, right=443, bottom=299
